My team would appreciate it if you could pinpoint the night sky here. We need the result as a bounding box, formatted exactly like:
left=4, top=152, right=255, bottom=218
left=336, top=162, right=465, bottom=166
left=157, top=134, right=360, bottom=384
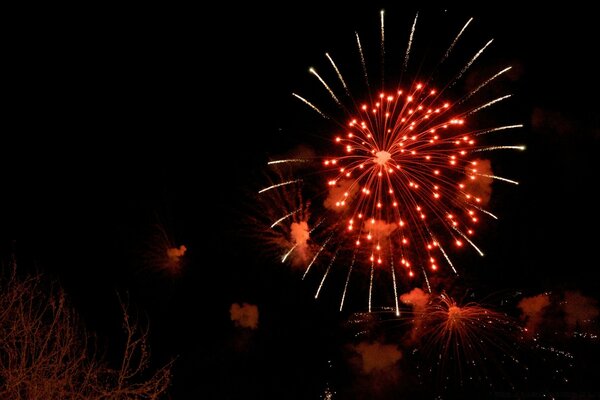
left=3, top=4, right=599, bottom=399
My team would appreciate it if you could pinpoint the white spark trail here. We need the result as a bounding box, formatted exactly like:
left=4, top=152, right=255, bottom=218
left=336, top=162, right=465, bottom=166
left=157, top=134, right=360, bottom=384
left=475, top=124, right=523, bottom=136
left=292, top=93, right=328, bottom=118
left=421, top=265, right=431, bottom=293
left=437, top=241, right=458, bottom=275
left=404, top=12, right=418, bottom=71
left=461, top=67, right=512, bottom=103
left=453, top=226, right=485, bottom=256
left=368, top=262, right=374, bottom=313
left=472, top=205, right=499, bottom=220
left=452, top=39, right=494, bottom=86
left=309, top=67, right=341, bottom=105
left=270, top=208, right=302, bottom=229
left=355, top=32, right=369, bottom=87
left=467, top=94, right=512, bottom=116
left=476, top=173, right=520, bottom=185
left=267, top=159, right=309, bottom=165
left=303, top=234, right=333, bottom=279
left=442, top=17, right=473, bottom=62
left=258, top=179, right=302, bottom=194
left=315, top=250, right=338, bottom=299
left=473, top=145, right=526, bottom=153
left=325, top=53, right=349, bottom=93
left=380, top=9, right=385, bottom=85
left=340, top=253, right=356, bottom=312
left=389, top=243, right=400, bottom=316
left=281, top=244, right=297, bottom=263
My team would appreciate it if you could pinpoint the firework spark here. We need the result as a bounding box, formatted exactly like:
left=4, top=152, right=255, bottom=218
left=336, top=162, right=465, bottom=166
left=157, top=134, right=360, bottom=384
left=259, top=11, right=522, bottom=311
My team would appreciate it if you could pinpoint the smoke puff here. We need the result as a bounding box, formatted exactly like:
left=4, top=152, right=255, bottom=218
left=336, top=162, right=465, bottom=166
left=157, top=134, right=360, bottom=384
left=324, top=179, right=355, bottom=211
left=518, top=294, right=550, bottom=333
left=353, top=341, right=402, bottom=374
left=400, top=288, right=430, bottom=311
left=563, top=291, right=599, bottom=329
left=167, top=245, right=186, bottom=260
left=290, top=221, right=309, bottom=247
left=230, top=303, right=259, bottom=330
left=363, top=219, right=398, bottom=239
left=458, top=158, right=493, bottom=206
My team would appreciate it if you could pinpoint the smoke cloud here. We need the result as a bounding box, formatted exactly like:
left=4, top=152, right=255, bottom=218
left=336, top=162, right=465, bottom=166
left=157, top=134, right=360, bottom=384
left=353, top=341, right=402, bottom=374
left=517, top=294, right=550, bottom=333
left=458, top=158, right=493, bottom=206
left=563, top=291, right=599, bottom=330
left=230, top=303, right=259, bottom=330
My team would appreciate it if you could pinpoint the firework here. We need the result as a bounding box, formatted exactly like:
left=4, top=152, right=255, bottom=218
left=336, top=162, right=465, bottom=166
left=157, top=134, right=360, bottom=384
left=259, top=11, right=523, bottom=312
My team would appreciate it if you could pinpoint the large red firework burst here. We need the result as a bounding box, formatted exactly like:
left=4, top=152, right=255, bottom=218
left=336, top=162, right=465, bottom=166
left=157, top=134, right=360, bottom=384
left=258, top=11, right=523, bottom=313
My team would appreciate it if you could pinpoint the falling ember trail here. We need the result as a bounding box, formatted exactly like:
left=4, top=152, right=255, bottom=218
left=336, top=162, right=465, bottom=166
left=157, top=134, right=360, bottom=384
left=467, top=94, right=512, bottom=116
left=270, top=208, right=302, bottom=229
left=368, top=262, right=374, bottom=313
left=310, top=68, right=341, bottom=105
left=340, top=253, right=356, bottom=312
left=268, top=159, right=309, bottom=165
left=461, top=67, right=512, bottom=103
left=475, top=124, right=523, bottom=136
left=473, top=145, right=526, bottom=153
left=442, top=17, right=473, bottom=62
left=292, top=93, right=328, bottom=118
left=404, top=13, right=418, bottom=71
left=453, top=227, right=485, bottom=256
left=315, top=250, right=338, bottom=299
left=355, top=32, right=369, bottom=88
left=476, top=173, right=520, bottom=185
left=258, top=179, right=302, bottom=194
left=326, top=53, right=349, bottom=93
left=303, top=234, right=333, bottom=279
left=451, top=39, right=494, bottom=86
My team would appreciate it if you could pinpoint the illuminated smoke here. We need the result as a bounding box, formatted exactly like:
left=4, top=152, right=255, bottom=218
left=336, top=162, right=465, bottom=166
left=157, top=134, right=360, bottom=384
left=563, top=291, right=599, bottom=330
left=324, top=179, right=355, bottom=211
left=353, top=341, right=402, bottom=374
left=458, top=158, right=493, bottom=206
left=518, top=294, right=550, bottom=333
left=400, top=288, right=431, bottom=342
left=230, top=303, right=259, bottom=330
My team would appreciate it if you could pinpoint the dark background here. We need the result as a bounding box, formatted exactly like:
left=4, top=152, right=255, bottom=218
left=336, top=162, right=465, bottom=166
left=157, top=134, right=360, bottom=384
left=2, top=3, right=599, bottom=399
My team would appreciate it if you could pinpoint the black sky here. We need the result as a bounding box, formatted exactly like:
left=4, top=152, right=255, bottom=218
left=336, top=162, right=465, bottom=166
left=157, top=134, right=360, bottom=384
left=2, top=4, right=600, bottom=399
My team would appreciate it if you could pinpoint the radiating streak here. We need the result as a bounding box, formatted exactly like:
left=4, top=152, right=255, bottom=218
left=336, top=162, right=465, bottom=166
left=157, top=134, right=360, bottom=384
left=282, top=244, right=297, bottom=263
left=380, top=9, right=385, bottom=85
left=476, top=173, right=519, bottom=185
left=473, top=145, right=526, bottom=153
left=475, top=124, right=523, bottom=136
left=389, top=243, right=400, bottom=316
left=315, top=250, right=338, bottom=299
left=453, top=226, right=485, bottom=256
left=404, top=12, right=418, bottom=71
left=437, top=241, right=458, bottom=275
left=267, top=159, right=309, bottom=165
left=303, top=234, right=332, bottom=279
left=292, top=93, right=328, bottom=118
left=340, top=253, right=356, bottom=312
left=421, top=265, right=432, bottom=294
left=461, top=67, right=511, bottom=103
left=270, top=208, right=302, bottom=228
left=355, top=32, right=369, bottom=87
left=325, top=53, right=349, bottom=93
left=467, top=94, right=512, bottom=116
left=472, top=205, right=499, bottom=220
left=258, top=179, right=302, bottom=194
left=442, top=18, right=473, bottom=62
left=368, top=262, right=374, bottom=313
left=309, top=67, right=341, bottom=105
left=452, top=39, right=494, bottom=86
